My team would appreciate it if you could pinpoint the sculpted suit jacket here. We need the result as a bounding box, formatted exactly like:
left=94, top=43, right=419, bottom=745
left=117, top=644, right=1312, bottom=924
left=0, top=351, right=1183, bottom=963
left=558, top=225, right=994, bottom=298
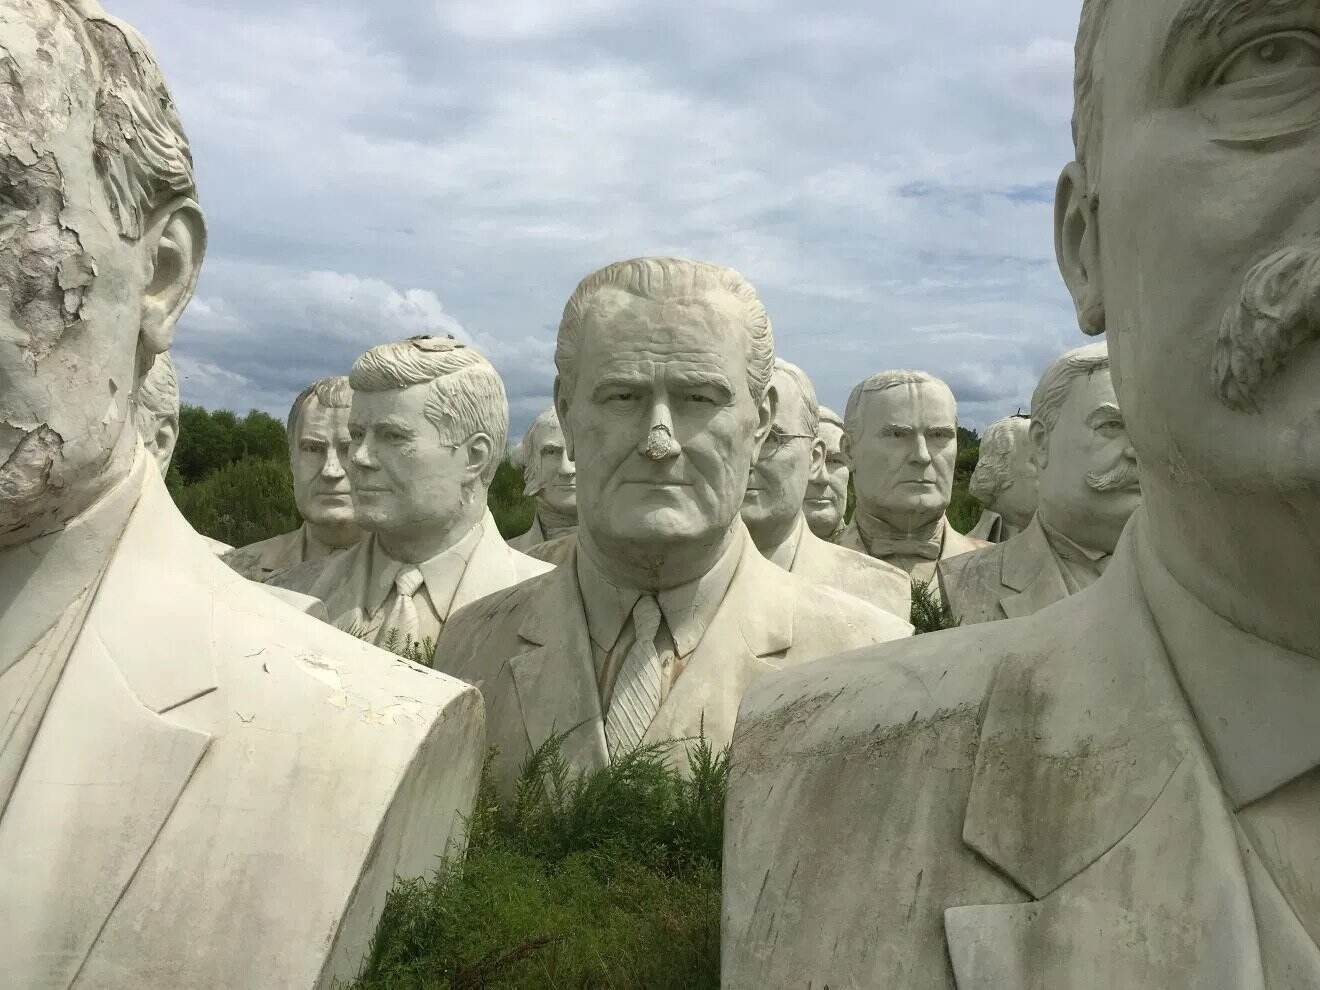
left=723, top=512, right=1310, bottom=989
left=506, top=516, right=546, bottom=553
left=221, top=523, right=314, bottom=580
left=433, top=532, right=912, bottom=797
left=280, top=511, right=552, bottom=634
left=936, top=515, right=1068, bottom=625
left=784, top=522, right=912, bottom=620
left=0, top=466, right=486, bottom=989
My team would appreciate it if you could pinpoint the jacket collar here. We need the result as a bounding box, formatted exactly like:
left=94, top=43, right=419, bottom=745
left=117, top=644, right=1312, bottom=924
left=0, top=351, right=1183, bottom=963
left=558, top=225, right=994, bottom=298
left=998, top=516, right=1069, bottom=621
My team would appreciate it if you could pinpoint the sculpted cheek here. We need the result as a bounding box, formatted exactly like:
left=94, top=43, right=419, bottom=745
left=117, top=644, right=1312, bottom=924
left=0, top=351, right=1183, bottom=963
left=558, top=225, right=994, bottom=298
left=0, top=153, right=97, bottom=367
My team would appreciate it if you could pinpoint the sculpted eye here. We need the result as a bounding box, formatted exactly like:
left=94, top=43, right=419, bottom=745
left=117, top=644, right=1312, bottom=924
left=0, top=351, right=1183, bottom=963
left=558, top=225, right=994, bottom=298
left=1214, top=31, right=1320, bottom=87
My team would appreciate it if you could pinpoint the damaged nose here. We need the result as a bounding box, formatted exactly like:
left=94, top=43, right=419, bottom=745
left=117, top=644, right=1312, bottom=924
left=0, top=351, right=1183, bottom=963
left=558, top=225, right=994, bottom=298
left=639, top=424, right=679, bottom=461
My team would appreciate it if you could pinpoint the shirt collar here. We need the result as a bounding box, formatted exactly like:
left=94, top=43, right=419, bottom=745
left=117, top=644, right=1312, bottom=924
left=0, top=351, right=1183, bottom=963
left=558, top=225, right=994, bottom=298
left=576, top=522, right=748, bottom=659
left=0, top=451, right=149, bottom=677
left=1136, top=520, right=1320, bottom=809
left=365, top=515, right=488, bottom=617
left=1039, top=516, right=1110, bottom=564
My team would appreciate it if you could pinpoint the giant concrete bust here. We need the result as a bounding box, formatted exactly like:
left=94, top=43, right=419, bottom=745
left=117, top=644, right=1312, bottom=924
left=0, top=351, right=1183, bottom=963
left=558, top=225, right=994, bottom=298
left=967, top=414, right=1036, bottom=543
left=940, top=343, right=1141, bottom=624
left=802, top=404, right=849, bottom=542
left=507, top=406, right=578, bottom=559
left=222, top=376, right=363, bottom=580
left=0, top=3, right=484, bottom=986
left=724, top=2, right=1320, bottom=985
left=837, top=370, right=988, bottom=589
left=435, top=258, right=909, bottom=796
left=279, top=337, right=551, bottom=651
left=742, top=360, right=910, bottom=619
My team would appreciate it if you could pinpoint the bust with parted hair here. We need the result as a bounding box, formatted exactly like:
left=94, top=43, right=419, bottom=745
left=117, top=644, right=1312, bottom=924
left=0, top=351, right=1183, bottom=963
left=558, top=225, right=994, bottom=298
left=967, top=415, right=1037, bottom=540
left=277, top=335, right=550, bottom=654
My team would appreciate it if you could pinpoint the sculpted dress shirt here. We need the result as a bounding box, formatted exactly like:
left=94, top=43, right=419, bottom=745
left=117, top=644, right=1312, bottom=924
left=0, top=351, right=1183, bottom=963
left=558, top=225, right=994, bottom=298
left=575, top=527, right=743, bottom=713
left=1039, top=518, right=1111, bottom=595
left=0, top=455, right=146, bottom=821
left=1141, top=542, right=1320, bottom=985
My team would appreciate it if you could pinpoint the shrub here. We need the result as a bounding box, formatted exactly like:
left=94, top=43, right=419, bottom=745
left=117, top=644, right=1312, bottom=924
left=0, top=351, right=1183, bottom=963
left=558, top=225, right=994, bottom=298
left=349, top=736, right=727, bottom=990
left=170, top=456, right=300, bottom=548
left=488, top=460, right=537, bottom=540
left=911, top=577, right=959, bottom=634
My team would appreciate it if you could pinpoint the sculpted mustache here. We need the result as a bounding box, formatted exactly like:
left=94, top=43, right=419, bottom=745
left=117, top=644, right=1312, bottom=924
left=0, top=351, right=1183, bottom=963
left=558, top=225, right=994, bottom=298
left=1213, top=238, right=1320, bottom=412
left=1086, top=458, right=1140, bottom=493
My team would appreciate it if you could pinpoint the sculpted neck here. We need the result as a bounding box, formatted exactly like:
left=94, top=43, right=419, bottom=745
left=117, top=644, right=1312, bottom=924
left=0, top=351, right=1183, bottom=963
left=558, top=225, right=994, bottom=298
left=1143, top=479, right=1320, bottom=661
left=534, top=502, right=577, bottom=541
left=746, top=511, right=802, bottom=564
left=304, top=519, right=361, bottom=557
left=374, top=496, right=486, bottom=565
left=578, top=521, right=742, bottom=592
left=856, top=503, right=945, bottom=543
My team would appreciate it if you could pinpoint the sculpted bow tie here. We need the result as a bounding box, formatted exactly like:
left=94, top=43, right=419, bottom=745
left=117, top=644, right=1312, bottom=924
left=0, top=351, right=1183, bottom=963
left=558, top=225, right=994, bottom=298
left=867, top=537, right=943, bottom=561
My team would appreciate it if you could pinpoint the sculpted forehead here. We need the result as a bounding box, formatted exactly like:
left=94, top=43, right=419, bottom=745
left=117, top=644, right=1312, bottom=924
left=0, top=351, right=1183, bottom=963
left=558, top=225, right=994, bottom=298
left=817, top=421, right=845, bottom=454
left=0, top=0, right=96, bottom=150
left=859, top=383, right=956, bottom=428
left=577, top=285, right=750, bottom=362
left=772, top=369, right=814, bottom=434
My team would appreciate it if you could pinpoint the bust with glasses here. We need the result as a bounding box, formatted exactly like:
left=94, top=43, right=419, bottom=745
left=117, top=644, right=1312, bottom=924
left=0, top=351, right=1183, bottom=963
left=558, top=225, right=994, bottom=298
left=742, top=360, right=912, bottom=619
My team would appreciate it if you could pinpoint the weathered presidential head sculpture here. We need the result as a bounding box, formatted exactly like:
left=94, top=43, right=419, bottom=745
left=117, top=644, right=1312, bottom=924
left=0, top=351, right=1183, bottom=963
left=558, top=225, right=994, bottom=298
left=133, top=352, right=181, bottom=477
left=554, top=256, right=776, bottom=587
left=1060, top=0, right=1320, bottom=644
left=0, top=0, right=204, bottom=547
left=287, top=376, right=361, bottom=550
left=803, top=405, right=849, bottom=541
left=969, top=415, right=1037, bottom=539
left=742, top=359, right=823, bottom=553
left=844, top=370, right=958, bottom=532
left=349, top=337, right=506, bottom=559
left=513, top=407, right=577, bottom=535
left=1029, top=341, right=1138, bottom=554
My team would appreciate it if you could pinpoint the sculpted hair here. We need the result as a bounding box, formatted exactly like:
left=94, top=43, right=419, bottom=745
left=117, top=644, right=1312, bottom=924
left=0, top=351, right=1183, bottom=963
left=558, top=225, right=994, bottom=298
left=286, top=376, right=353, bottom=451
left=1031, top=342, right=1111, bottom=434
left=515, top=407, right=564, bottom=494
left=133, top=350, right=178, bottom=430
left=843, top=370, right=953, bottom=441
left=60, top=0, right=198, bottom=238
left=969, top=415, right=1030, bottom=504
left=556, top=257, right=775, bottom=403
left=351, top=337, right=509, bottom=485
left=1074, top=0, right=1112, bottom=191
left=817, top=405, right=844, bottom=432
left=774, top=358, right=820, bottom=434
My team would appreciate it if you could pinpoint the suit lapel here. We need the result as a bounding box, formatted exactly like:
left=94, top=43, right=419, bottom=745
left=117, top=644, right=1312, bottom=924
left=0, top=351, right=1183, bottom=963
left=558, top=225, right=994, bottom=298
left=949, top=523, right=1264, bottom=988
left=0, top=470, right=215, bottom=989
left=450, top=514, right=519, bottom=615
left=999, top=519, right=1069, bottom=621
left=508, top=558, right=609, bottom=773
left=644, top=545, right=793, bottom=754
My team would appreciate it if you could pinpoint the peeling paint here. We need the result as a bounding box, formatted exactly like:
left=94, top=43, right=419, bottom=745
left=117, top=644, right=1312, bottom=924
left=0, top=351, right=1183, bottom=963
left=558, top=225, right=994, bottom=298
left=0, top=422, right=62, bottom=528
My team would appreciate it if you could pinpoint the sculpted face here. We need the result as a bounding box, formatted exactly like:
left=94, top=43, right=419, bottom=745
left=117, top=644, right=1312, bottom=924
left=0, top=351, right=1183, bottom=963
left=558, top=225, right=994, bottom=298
left=559, top=287, right=773, bottom=552
left=992, top=427, right=1039, bottom=530
left=0, top=3, right=141, bottom=543
left=804, top=420, right=850, bottom=538
left=1064, top=0, right=1320, bottom=496
left=348, top=386, right=467, bottom=541
left=1034, top=368, right=1140, bottom=553
left=533, top=420, right=577, bottom=516
left=849, top=383, right=957, bottom=524
left=292, top=398, right=355, bottom=528
left=742, top=373, right=822, bottom=537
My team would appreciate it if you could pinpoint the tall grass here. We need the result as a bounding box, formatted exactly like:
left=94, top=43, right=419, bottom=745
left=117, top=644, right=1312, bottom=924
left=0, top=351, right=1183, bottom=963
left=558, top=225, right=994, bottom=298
left=349, top=735, right=727, bottom=989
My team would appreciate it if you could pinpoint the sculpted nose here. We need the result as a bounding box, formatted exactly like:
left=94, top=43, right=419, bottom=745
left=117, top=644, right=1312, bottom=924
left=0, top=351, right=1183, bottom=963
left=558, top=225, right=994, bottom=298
left=639, top=399, right=680, bottom=461
left=910, top=433, right=932, bottom=464
left=559, top=448, right=576, bottom=477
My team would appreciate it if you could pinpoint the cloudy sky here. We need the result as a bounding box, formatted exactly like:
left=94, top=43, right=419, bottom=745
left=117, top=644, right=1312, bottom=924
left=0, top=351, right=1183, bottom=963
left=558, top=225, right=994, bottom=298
left=113, top=0, right=1086, bottom=435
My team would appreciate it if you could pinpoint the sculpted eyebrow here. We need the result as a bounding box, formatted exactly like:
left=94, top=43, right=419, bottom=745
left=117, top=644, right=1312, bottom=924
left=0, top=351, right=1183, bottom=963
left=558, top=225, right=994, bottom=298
left=1167, top=0, right=1312, bottom=48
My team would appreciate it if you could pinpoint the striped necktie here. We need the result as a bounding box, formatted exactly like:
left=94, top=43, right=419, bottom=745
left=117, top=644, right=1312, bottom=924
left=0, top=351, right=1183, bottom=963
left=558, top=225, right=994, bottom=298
left=604, top=595, right=665, bottom=758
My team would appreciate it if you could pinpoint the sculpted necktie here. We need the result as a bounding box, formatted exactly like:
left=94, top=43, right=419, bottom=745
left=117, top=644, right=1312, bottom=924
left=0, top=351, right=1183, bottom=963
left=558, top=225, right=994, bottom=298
left=866, top=537, right=943, bottom=560
left=605, top=595, right=665, bottom=758
left=376, top=566, right=426, bottom=648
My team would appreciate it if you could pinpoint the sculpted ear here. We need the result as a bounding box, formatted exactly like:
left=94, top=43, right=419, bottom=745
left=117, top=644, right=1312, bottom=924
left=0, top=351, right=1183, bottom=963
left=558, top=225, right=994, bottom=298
left=554, top=376, right=574, bottom=461
left=749, top=382, right=778, bottom=462
left=839, top=429, right=854, bottom=468
left=1055, top=162, right=1105, bottom=337
left=809, top=436, right=826, bottom=476
left=1028, top=419, right=1050, bottom=472
left=140, top=199, right=207, bottom=356
left=465, top=432, right=495, bottom=486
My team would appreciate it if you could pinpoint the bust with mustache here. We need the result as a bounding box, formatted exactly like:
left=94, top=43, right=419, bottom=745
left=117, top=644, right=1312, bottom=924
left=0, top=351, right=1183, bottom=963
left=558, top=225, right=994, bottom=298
left=937, top=342, right=1141, bottom=625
